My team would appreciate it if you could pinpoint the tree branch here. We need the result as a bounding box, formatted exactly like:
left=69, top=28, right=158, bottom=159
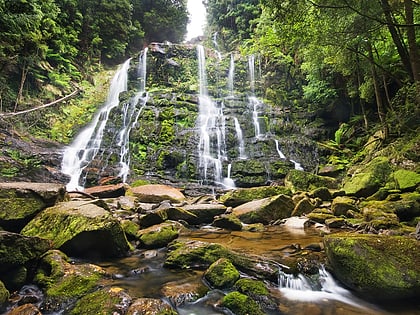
left=0, top=89, right=81, bottom=117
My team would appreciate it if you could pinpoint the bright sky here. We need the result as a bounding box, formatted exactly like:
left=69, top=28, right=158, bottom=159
left=185, top=0, right=206, bottom=41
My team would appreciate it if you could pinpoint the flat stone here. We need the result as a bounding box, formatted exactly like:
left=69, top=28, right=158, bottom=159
left=129, top=184, right=186, bottom=203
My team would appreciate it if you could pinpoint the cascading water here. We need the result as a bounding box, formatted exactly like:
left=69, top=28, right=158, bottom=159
left=61, top=59, right=131, bottom=191
left=227, top=53, right=235, bottom=97
left=197, top=45, right=226, bottom=184
left=233, top=117, right=246, bottom=159
left=117, top=48, right=149, bottom=182
left=248, top=55, right=264, bottom=139
left=275, top=139, right=286, bottom=159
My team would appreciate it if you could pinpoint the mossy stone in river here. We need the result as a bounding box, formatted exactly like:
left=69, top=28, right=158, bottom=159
left=0, top=280, right=10, bottom=304
left=138, top=223, right=179, bottom=249
left=69, top=287, right=132, bottom=315
left=221, top=291, right=265, bottom=315
left=324, top=233, right=420, bottom=300
left=285, top=169, right=337, bottom=193
left=219, top=185, right=292, bottom=207
left=234, top=278, right=269, bottom=296
left=204, top=258, right=240, bottom=289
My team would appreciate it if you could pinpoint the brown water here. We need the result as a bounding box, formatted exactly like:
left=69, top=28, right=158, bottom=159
left=94, top=223, right=420, bottom=315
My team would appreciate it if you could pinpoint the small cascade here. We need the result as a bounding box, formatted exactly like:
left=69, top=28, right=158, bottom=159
left=117, top=48, right=149, bottom=182
left=197, top=45, right=227, bottom=184
left=275, top=139, right=286, bottom=159
left=233, top=117, right=246, bottom=159
left=291, top=159, right=304, bottom=171
left=212, top=32, right=222, bottom=61
left=278, top=271, right=312, bottom=291
left=222, top=163, right=235, bottom=189
left=248, top=55, right=264, bottom=139
left=61, top=58, right=131, bottom=191
left=227, top=53, right=235, bottom=97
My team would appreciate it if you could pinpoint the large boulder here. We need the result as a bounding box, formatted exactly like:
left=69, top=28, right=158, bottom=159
left=343, top=157, right=392, bottom=197
left=0, top=182, right=66, bottom=232
left=219, top=186, right=292, bottom=207
left=231, top=194, right=294, bottom=224
left=0, top=231, right=51, bottom=290
left=128, top=184, right=186, bottom=203
left=34, top=250, right=106, bottom=312
left=285, top=170, right=337, bottom=193
left=21, top=200, right=131, bottom=258
left=204, top=258, right=240, bottom=289
left=324, top=233, right=420, bottom=300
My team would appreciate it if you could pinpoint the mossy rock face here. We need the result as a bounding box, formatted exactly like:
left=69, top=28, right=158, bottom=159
left=331, top=196, right=359, bottom=217
left=0, top=182, right=66, bottom=232
left=324, top=233, right=420, bottom=300
left=212, top=214, right=242, bottom=231
left=231, top=159, right=268, bottom=187
left=221, top=291, right=265, bottom=315
left=35, top=250, right=106, bottom=310
left=204, top=258, right=240, bottom=289
left=219, top=186, right=292, bottom=207
left=0, top=280, right=9, bottom=304
left=232, top=194, right=294, bottom=224
left=391, top=169, right=420, bottom=191
left=69, top=287, right=132, bottom=315
left=285, top=170, right=337, bottom=193
left=309, top=187, right=333, bottom=201
left=343, top=157, right=392, bottom=197
left=21, top=200, right=130, bottom=258
left=138, top=222, right=180, bottom=249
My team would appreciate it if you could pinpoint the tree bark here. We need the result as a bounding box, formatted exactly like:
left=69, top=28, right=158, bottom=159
left=404, top=0, right=420, bottom=83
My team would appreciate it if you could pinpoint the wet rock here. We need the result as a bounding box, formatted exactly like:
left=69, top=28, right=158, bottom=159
left=0, top=182, right=66, bottom=232
left=361, top=201, right=401, bottom=230
left=291, top=197, right=316, bottom=216
left=343, top=157, right=392, bottom=197
left=331, top=196, right=359, bottom=217
left=120, top=220, right=140, bottom=240
left=21, top=200, right=131, bottom=258
left=139, top=205, right=196, bottom=228
left=161, top=279, right=208, bottom=306
left=204, top=258, right=240, bottom=289
left=415, top=221, right=420, bottom=240
left=126, top=297, right=176, bottom=315
left=83, top=183, right=126, bottom=198
left=221, top=291, right=265, bottom=315
left=306, top=209, right=335, bottom=224
left=34, top=250, right=106, bottom=312
left=128, top=184, right=186, bottom=203
left=285, top=170, right=338, bottom=193
left=212, top=214, right=242, bottom=231
left=137, top=222, right=180, bottom=249
left=183, top=203, right=227, bottom=224
left=232, top=194, right=294, bottom=224
left=324, top=233, right=420, bottom=300
left=325, top=217, right=346, bottom=228
left=219, top=186, right=292, bottom=207
left=5, top=303, right=42, bottom=315
left=69, top=287, right=132, bottom=315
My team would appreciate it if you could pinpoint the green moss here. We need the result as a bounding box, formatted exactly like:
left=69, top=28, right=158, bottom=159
left=138, top=224, right=179, bottom=249
left=391, top=169, right=420, bottom=191
left=204, top=258, right=240, bottom=289
left=221, top=291, right=265, bottom=315
left=234, top=278, right=269, bottom=296
left=69, top=287, right=127, bottom=315
left=219, top=186, right=292, bottom=207
left=0, top=190, right=46, bottom=220
left=285, top=169, right=337, bottom=193
left=324, top=233, right=420, bottom=299
left=0, top=280, right=9, bottom=304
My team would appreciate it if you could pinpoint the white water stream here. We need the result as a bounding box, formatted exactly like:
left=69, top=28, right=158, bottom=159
left=61, top=59, right=131, bottom=191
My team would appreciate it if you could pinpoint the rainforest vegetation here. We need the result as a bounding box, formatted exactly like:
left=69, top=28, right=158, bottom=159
left=0, top=0, right=419, bottom=154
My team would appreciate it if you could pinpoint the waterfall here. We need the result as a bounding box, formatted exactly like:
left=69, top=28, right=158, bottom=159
left=227, top=53, right=235, bottom=97
left=248, top=55, right=263, bottom=139
left=197, top=45, right=226, bottom=184
left=233, top=117, right=246, bottom=159
left=222, top=163, right=235, bottom=189
left=61, top=58, right=131, bottom=191
left=248, top=54, right=256, bottom=94
left=117, top=48, right=149, bottom=182
left=275, top=139, right=286, bottom=159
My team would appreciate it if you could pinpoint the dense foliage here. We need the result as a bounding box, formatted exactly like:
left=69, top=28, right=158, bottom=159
left=0, top=0, right=188, bottom=113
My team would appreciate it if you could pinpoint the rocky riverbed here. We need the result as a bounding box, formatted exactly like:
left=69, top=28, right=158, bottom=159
left=0, top=177, right=419, bottom=315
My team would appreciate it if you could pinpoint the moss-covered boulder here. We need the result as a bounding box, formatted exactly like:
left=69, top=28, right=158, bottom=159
left=0, top=280, right=9, bottom=304
left=69, top=287, right=132, bottom=315
left=343, top=157, right=392, bottom=197
left=128, top=184, right=186, bottom=203
left=219, top=186, right=292, bottom=207
left=161, top=279, right=208, bottom=307
left=230, top=159, right=268, bottom=187
left=285, top=170, right=337, bottom=193
left=35, top=250, right=106, bottom=311
left=212, top=214, right=242, bottom=230
left=391, top=169, right=420, bottom=192
left=127, top=297, right=177, bottom=315
left=137, top=222, right=180, bottom=249
left=139, top=205, right=197, bottom=228
left=360, top=200, right=403, bottom=230
left=21, top=200, right=130, bottom=258
left=234, top=278, right=269, bottom=296
left=204, top=258, right=240, bottom=289
left=0, top=182, right=66, bottom=232
left=164, top=240, right=279, bottom=282
left=232, top=194, right=294, bottom=224
left=0, top=231, right=51, bottom=290
left=291, top=197, right=316, bottom=216
left=324, top=233, right=420, bottom=300
left=221, top=291, right=265, bottom=315
left=309, top=187, right=333, bottom=201
left=331, top=196, right=359, bottom=217
left=182, top=203, right=227, bottom=224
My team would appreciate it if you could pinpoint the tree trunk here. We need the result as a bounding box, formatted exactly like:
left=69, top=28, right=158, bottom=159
left=404, top=0, right=420, bottom=84
left=380, top=0, right=413, bottom=81
left=14, top=62, right=28, bottom=112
